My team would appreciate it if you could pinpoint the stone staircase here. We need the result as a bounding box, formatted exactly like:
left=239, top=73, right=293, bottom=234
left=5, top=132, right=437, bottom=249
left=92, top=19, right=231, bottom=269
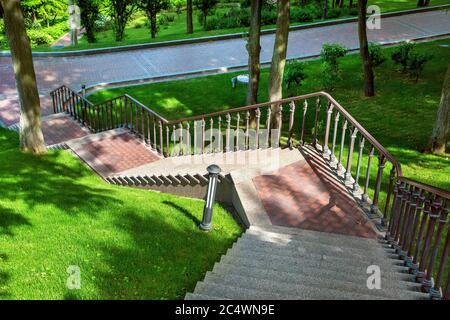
left=185, top=225, right=429, bottom=300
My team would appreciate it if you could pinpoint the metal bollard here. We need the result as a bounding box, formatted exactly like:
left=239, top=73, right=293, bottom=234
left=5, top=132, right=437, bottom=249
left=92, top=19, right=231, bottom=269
left=200, top=164, right=221, bottom=231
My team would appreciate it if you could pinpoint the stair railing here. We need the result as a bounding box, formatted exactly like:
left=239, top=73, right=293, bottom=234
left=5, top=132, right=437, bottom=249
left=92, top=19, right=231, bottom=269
left=50, top=85, right=449, bottom=298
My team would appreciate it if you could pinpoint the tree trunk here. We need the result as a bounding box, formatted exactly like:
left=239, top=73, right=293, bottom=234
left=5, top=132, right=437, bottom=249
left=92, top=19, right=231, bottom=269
left=69, top=0, right=78, bottom=46
left=426, top=63, right=449, bottom=154
left=268, top=0, right=290, bottom=129
left=349, top=0, right=353, bottom=8
left=322, top=0, right=328, bottom=19
left=186, top=0, right=193, bottom=34
left=148, top=11, right=157, bottom=38
left=358, top=0, right=375, bottom=97
left=1, top=0, right=46, bottom=154
left=246, top=0, right=262, bottom=106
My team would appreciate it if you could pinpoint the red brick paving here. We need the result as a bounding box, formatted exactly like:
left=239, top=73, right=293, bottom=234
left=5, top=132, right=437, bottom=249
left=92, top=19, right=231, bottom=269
left=41, top=116, right=88, bottom=146
left=253, top=150, right=377, bottom=239
left=82, top=132, right=160, bottom=174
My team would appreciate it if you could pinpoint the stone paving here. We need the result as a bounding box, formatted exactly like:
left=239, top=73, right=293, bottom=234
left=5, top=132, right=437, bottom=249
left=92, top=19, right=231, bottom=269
left=40, top=114, right=89, bottom=146
left=253, top=150, right=377, bottom=238
left=1, top=10, right=449, bottom=127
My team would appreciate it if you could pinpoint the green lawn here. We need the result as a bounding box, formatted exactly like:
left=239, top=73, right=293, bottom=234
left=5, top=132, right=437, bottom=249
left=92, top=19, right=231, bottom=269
left=1, top=0, right=447, bottom=52
left=0, top=128, right=242, bottom=299
left=89, top=38, right=450, bottom=193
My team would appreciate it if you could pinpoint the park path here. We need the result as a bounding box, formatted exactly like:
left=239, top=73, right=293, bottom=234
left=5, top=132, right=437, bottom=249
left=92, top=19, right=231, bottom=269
left=0, top=9, right=449, bottom=128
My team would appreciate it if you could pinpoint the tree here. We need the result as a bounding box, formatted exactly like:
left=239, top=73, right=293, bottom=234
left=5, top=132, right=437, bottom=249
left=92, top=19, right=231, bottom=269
left=358, top=0, right=374, bottom=96
left=139, top=0, right=170, bottom=38
left=426, top=64, right=449, bottom=154
left=78, top=0, right=99, bottom=43
left=194, top=0, right=218, bottom=29
left=21, top=0, right=67, bottom=27
left=186, top=0, right=193, bottom=34
left=109, top=0, right=137, bottom=41
left=1, top=0, right=46, bottom=154
left=246, top=0, right=262, bottom=106
left=268, top=0, right=290, bottom=128
left=417, top=0, right=431, bottom=7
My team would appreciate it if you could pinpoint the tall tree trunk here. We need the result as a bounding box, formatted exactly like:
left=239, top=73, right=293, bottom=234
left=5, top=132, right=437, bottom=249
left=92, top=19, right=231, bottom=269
left=148, top=11, right=157, bottom=38
left=426, top=64, right=449, bottom=154
left=349, top=0, right=353, bottom=8
left=69, top=0, right=78, bottom=46
left=1, top=0, right=46, bottom=154
left=186, top=0, right=193, bottom=34
left=268, top=0, right=290, bottom=129
left=322, top=0, right=328, bottom=19
left=358, top=0, right=374, bottom=97
left=246, top=0, right=262, bottom=106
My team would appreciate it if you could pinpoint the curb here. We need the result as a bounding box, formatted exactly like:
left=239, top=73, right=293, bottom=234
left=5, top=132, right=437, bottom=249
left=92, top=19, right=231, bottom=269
left=1, top=4, right=448, bottom=58
left=83, top=32, right=450, bottom=95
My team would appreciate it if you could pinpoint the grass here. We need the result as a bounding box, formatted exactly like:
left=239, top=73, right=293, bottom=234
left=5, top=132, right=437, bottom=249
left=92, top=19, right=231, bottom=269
left=1, top=0, right=447, bottom=52
left=88, top=38, right=450, bottom=193
left=0, top=128, right=242, bottom=299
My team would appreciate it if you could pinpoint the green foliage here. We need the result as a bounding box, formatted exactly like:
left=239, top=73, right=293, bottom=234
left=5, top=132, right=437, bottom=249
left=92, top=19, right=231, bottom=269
left=391, top=42, right=415, bottom=72
left=21, top=0, right=67, bottom=27
left=94, top=14, right=112, bottom=31
left=290, top=7, right=315, bottom=23
left=284, top=60, right=307, bottom=91
left=327, top=8, right=341, bottom=19
left=78, top=0, right=100, bottom=43
left=407, top=51, right=433, bottom=82
left=368, top=42, right=386, bottom=67
left=194, top=0, right=220, bottom=28
left=27, top=29, right=54, bottom=45
left=204, top=7, right=249, bottom=31
left=320, top=43, right=348, bottom=90
left=261, top=6, right=277, bottom=25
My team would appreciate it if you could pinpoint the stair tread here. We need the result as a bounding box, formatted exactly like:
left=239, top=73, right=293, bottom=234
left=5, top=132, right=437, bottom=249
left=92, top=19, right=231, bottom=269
left=184, top=293, right=229, bottom=300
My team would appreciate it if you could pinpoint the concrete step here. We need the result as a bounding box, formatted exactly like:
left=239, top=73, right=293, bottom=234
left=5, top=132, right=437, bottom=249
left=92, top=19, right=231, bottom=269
left=209, top=263, right=427, bottom=300
left=184, top=293, right=229, bottom=300
left=247, top=226, right=390, bottom=252
left=224, top=243, right=407, bottom=277
left=194, top=281, right=295, bottom=300
left=219, top=252, right=415, bottom=284
left=196, top=276, right=389, bottom=300
left=238, top=233, right=398, bottom=263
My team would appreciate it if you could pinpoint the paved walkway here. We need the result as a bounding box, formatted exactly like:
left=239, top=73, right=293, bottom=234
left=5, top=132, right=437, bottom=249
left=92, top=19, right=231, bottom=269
left=0, top=10, right=449, bottom=127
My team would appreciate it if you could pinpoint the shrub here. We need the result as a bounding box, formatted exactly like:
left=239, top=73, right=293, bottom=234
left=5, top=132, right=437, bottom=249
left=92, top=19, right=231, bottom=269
left=320, top=43, right=348, bottom=71
left=320, top=63, right=339, bottom=91
left=368, top=43, right=386, bottom=67
left=0, top=20, right=4, bottom=34
left=27, top=29, right=54, bottom=46
left=95, top=14, right=112, bottom=31
left=407, top=51, right=433, bottom=82
left=284, top=60, right=307, bottom=92
left=327, top=8, right=341, bottom=19
left=204, top=15, right=221, bottom=30
left=158, top=14, right=170, bottom=26
left=391, top=42, right=415, bottom=72
left=261, top=7, right=277, bottom=25
left=290, top=8, right=314, bottom=23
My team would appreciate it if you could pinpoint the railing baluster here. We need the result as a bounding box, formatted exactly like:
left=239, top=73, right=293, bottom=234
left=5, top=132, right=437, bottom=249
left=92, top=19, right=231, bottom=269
left=147, top=113, right=151, bottom=146
left=387, top=181, right=402, bottom=241
left=417, top=195, right=440, bottom=285
left=330, top=111, right=340, bottom=164
left=172, top=124, right=177, bottom=155
left=402, top=188, right=420, bottom=251
left=423, top=198, right=447, bottom=294
left=235, top=113, right=241, bottom=151
left=345, top=127, right=358, bottom=185
left=287, top=101, right=296, bottom=149
left=245, top=111, right=250, bottom=150
left=255, top=108, right=261, bottom=150
left=201, top=117, right=205, bottom=154
left=362, top=146, right=374, bottom=203
left=153, top=118, right=157, bottom=149
left=411, top=193, right=430, bottom=274
left=300, top=100, right=307, bottom=146
left=210, top=118, right=214, bottom=153
left=370, top=154, right=387, bottom=216
left=433, top=209, right=449, bottom=298
left=277, top=105, right=283, bottom=147
left=265, top=108, right=271, bottom=148
left=179, top=122, right=183, bottom=155
left=312, top=97, right=321, bottom=147
left=383, top=167, right=396, bottom=226
left=185, top=122, right=190, bottom=155
left=337, top=120, right=348, bottom=173
left=226, top=113, right=231, bottom=152
left=405, top=190, right=424, bottom=268
left=322, top=102, right=333, bottom=158
left=159, top=120, right=164, bottom=156
left=218, top=116, right=222, bottom=152
left=397, top=185, right=413, bottom=253
left=166, top=125, right=170, bottom=157
left=353, top=137, right=365, bottom=191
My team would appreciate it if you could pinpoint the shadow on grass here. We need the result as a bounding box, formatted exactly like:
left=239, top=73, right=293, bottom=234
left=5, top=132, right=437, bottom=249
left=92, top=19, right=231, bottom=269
left=163, top=200, right=201, bottom=225
left=90, top=210, right=233, bottom=299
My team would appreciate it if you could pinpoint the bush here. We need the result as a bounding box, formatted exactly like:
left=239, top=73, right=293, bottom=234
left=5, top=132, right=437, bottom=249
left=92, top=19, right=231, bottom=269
left=0, top=20, right=4, bottom=34
left=407, top=51, right=433, bottom=82
left=391, top=42, right=415, bottom=72
left=158, top=14, right=170, bottom=26
left=327, top=8, right=341, bottom=19
left=320, top=63, right=339, bottom=91
left=284, top=60, right=307, bottom=92
left=368, top=43, right=386, bottom=67
left=95, top=14, right=112, bottom=31
left=290, top=8, right=314, bottom=23
left=261, top=7, right=277, bottom=25
left=27, top=29, right=54, bottom=46
left=130, top=17, right=148, bottom=29
left=320, top=43, right=348, bottom=69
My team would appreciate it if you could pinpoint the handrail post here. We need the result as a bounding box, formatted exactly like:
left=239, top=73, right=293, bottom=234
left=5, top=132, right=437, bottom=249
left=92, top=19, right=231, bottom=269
left=81, top=84, right=86, bottom=99
left=200, top=164, right=221, bottom=231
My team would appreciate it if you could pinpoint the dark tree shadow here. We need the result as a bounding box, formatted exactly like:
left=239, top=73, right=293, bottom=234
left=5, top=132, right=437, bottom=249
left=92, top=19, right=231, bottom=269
left=162, top=200, right=201, bottom=225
